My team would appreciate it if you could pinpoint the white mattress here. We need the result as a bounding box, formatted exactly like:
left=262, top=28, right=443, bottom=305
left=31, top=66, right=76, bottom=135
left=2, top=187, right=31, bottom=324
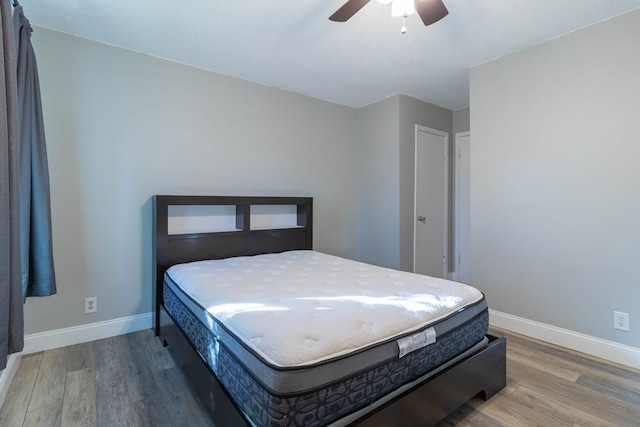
left=166, top=250, right=484, bottom=368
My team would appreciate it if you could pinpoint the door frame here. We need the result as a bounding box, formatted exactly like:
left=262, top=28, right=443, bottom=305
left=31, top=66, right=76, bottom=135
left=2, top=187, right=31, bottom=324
left=413, top=125, right=448, bottom=276
left=454, top=131, right=470, bottom=283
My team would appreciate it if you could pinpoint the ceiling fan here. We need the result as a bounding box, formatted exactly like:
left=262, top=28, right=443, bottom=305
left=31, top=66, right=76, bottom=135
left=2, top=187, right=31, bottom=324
left=329, top=0, right=448, bottom=27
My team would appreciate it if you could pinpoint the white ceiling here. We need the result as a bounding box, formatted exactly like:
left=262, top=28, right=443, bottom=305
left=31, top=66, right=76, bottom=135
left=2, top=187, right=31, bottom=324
left=18, top=0, right=640, bottom=111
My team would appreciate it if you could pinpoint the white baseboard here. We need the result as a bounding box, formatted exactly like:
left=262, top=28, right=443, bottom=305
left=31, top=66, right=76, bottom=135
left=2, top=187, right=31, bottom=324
left=23, top=312, right=153, bottom=355
left=490, top=309, right=640, bottom=370
left=0, top=352, right=22, bottom=410
left=16, top=309, right=639, bottom=372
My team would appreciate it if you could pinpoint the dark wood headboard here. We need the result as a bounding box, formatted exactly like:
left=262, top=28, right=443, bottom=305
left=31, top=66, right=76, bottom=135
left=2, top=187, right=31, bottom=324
left=152, top=195, right=313, bottom=333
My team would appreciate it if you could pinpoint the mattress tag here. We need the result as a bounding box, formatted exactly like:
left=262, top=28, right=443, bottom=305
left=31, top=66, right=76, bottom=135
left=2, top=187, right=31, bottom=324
left=397, top=327, right=437, bottom=358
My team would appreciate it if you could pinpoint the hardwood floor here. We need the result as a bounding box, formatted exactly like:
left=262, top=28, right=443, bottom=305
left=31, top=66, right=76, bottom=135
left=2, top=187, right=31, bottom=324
left=1, top=328, right=638, bottom=426
left=437, top=329, right=640, bottom=427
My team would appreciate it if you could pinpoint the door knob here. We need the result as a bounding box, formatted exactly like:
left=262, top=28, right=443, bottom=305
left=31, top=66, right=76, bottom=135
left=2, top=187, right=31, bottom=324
left=417, top=216, right=426, bottom=223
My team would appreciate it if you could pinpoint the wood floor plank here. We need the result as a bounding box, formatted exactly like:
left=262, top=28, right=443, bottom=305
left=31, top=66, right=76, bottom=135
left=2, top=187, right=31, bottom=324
left=128, top=400, right=152, bottom=427
left=474, top=389, right=574, bottom=427
left=27, top=347, right=68, bottom=412
left=508, top=358, right=640, bottom=425
left=67, top=341, right=95, bottom=373
left=23, top=403, right=62, bottom=427
left=61, top=368, right=97, bottom=427
left=117, top=334, right=146, bottom=404
left=507, top=347, right=582, bottom=383
left=499, top=329, right=640, bottom=377
left=505, top=339, right=539, bottom=358
left=533, top=350, right=640, bottom=394
left=152, top=366, right=212, bottom=427
left=435, top=399, right=511, bottom=427
left=0, top=353, right=43, bottom=427
left=135, top=329, right=175, bottom=372
left=122, top=332, right=173, bottom=426
left=576, top=374, right=640, bottom=407
left=94, top=336, right=134, bottom=427
left=509, top=386, right=620, bottom=427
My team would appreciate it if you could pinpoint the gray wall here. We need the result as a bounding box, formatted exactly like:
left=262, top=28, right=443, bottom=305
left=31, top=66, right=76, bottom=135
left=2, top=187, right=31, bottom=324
left=357, top=95, right=452, bottom=272
left=453, top=108, right=470, bottom=135
left=357, top=96, right=400, bottom=269
left=470, top=10, right=640, bottom=346
left=24, top=29, right=359, bottom=334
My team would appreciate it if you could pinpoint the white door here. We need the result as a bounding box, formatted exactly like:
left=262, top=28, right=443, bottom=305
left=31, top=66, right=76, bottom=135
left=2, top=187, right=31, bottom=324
left=414, top=126, right=448, bottom=278
left=455, top=132, right=471, bottom=284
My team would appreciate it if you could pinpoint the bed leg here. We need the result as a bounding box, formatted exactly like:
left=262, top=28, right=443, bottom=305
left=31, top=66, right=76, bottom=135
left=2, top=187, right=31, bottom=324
left=479, top=336, right=507, bottom=400
left=479, top=381, right=506, bottom=400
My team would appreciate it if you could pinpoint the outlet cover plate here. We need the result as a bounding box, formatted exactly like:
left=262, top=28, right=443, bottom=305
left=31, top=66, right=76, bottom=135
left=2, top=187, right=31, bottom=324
left=85, top=297, right=97, bottom=314
left=613, top=311, right=629, bottom=332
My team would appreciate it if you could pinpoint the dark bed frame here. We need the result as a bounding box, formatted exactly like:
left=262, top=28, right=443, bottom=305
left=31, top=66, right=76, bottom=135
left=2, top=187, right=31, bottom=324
left=153, top=195, right=506, bottom=426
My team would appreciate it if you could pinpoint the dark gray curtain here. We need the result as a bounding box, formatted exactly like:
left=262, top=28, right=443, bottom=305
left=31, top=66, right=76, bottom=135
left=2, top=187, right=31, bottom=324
left=13, top=2, right=56, bottom=299
left=0, top=0, right=22, bottom=370
left=0, top=0, right=55, bottom=370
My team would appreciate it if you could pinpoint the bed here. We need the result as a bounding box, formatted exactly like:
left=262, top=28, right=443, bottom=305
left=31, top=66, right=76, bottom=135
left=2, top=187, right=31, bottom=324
left=153, top=195, right=506, bottom=426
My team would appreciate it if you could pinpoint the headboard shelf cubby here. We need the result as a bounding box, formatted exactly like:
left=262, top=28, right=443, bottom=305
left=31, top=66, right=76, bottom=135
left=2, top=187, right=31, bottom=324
left=153, top=195, right=313, bottom=333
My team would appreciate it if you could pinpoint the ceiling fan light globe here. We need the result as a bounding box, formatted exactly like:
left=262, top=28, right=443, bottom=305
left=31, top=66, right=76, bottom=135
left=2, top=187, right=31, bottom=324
left=391, top=0, right=415, bottom=17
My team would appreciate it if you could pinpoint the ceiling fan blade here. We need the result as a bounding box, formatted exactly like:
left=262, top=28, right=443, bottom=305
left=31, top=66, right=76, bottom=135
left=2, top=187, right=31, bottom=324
left=329, top=0, right=372, bottom=22
left=415, top=0, right=448, bottom=26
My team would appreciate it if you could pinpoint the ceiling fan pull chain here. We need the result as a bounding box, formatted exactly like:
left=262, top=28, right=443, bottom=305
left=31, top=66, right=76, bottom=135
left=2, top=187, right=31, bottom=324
left=401, top=12, right=408, bottom=34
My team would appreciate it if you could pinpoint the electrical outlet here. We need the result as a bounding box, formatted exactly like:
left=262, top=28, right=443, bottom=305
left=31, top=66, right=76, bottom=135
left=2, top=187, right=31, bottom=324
left=85, top=297, right=97, bottom=314
left=613, top=311, right=629, bottom=332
